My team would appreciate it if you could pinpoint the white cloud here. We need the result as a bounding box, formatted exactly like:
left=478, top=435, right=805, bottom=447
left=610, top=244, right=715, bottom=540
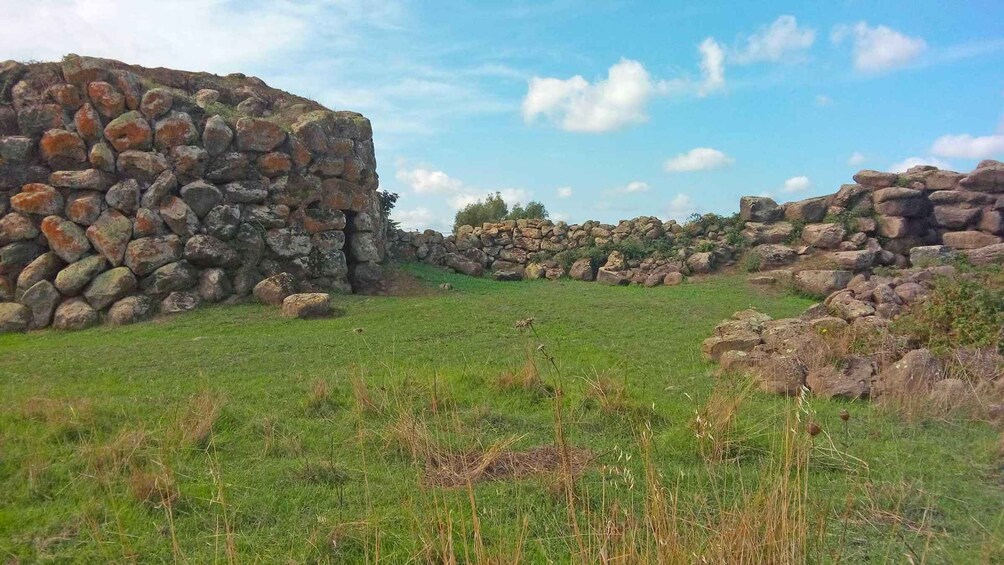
left=889, top=156, right=953, bottom=173
left=733, top=15, right=816, bottom=64
left=395, top=168, right=464, bottom=194
left=557, top=186, right=574, bottom=198
left=847, top=151, right=867, bottom=166
left=392, top=207, right=434, bottom=231
left=832, top=22, right=926, bottom=73
left=522, top=58, right=666, bottom=132
left=615, top=181, right=650, bottom=194
left=782, top=176, right=812, bottom=193
left=815, top=94, right=832, bottom=106
left=930, top=134, right=1004, bottom=159
left=664, top=147, right=734, bottom=172
left=698, top=38, right=726, bottom=96
left=666, top=194, right=697, bottom=221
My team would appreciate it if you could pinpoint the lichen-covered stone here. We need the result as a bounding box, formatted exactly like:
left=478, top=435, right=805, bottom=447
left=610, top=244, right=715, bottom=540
left=154, top=111, right=198, bottom=149
left=0, top=302, right=32, bottom=333
left=253, top=272, right=296, bottom=305
left=84, top=267, right=137, bottom=310
left=86, top=209, right=132, bottom=266
left=53, top=298, right=99, bottom=331
left=11, top=184, right=64, bottom=215
left=179, top=180, right=222, bottom=218
left=19, top=279, right=60, bottom=329
left=236, top=118, right=286, bottom=152
left=39, top=129, right=87, bottom=169
left=54, top=254, right=107, bottom=296
left=107, top=295, right=152, bottom=325
left=41, top=215, right=91, bottom=263
left=160, top=291, right=200, bottom=314
left=124, top=235, right=182, bottom=276
left=105, top=179, right=140, bottom=214
left=281, top=293, right=333, bottom=319
left=103, top=111, right=152, bottom=152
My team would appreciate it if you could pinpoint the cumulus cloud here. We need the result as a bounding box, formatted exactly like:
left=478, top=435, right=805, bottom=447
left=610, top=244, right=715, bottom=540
left=522, top=58, right=667, bottom=132
left=666, top=194, right=697, bottom=221
left=395, top=167, right=464, bottom=194
left=733, top=15, right=816, bottom=64
left=832, top=22, right=926, bottom=73
left=664, top=148, right=734, bottom=172
left=930, top=134, right=1004, bottom=159
left=847, top=151, right=867, bottom=166
left=392, top=207, right=435, bottom=231
left=396, top=165, right=533, bottom=212
left=782, top=176, right=812, bottom=193
left=698, top=38, right=727, bottom=96
left=889, top=156, right=953, bottom=173
left=557, top=186, right=574, bottom=198
left=615, top=181, right=650, bottom=194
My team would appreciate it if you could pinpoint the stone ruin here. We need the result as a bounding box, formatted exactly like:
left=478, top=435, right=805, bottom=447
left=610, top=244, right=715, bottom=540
left=389, top=161, right=1004, bottom=285
left=0, top=55, right=385, bottom=332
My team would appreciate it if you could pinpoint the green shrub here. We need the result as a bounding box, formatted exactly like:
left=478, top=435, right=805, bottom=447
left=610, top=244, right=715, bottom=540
left=892, top=268, right=1004, bottom=353
left=741, top=253, right=762, bottom=273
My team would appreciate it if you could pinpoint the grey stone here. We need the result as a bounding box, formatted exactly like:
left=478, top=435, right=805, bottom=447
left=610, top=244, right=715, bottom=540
left=19, top=279, right=60, bottom=329
left=54, top=255, right=107, bottom=296
left=52, top=298, right=98, bottom=330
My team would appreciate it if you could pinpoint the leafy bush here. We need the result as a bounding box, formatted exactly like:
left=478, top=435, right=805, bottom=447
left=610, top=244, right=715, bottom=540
left=553, top=238, right=677, bottom=271
left=741, top=253, right=762, bottom=273
left=892, top=268, right=1004, bottom=353
left=452, top=192, right=548, bottom=232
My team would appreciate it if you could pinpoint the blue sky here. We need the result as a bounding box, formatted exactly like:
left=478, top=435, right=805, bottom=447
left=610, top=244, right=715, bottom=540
left=4, top=1, right=1004, bottom=231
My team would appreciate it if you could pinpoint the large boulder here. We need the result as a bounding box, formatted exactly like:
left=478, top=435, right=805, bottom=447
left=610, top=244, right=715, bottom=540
left=52, top=298, right=99, bottom=330
left=873, top=349, right=944, bottom=398
left=160, top=291, right=200, bottom=314
left=596, top=268, right=628, bottom=286
left=853, top=170, right=898, bottom=188
left=19, top=279, right=60, bottom=329
left=444, top=252, right=483, bottom=277
left=54, top=255, right=107, bottom=296
left=801, top=223, right=846, bottom=249
left=794, top=270, right=852, bottom=297
left=253, top=272, right=297, bottom=305
left=86, top=209, right=132, bottom=266
left=832, top=250, right=875, bottom=271
left=784, top=196, right=829, bottom=223
left=106, top=295, right=153, bottom=325
left=806, top=357, right=874, bottom=399
left=755, top=356, right=807, bottom=396
left=281, top=293, right=334, bottom=319
left=124, top=235, right=182, bottom=276
left=941, top=230, right=1002, bottom=250
left=749, top=244, right=796, bottom=269
left=184, top=235, right=238, bottom=268
left=11, top=184, right=64, bottom=215
left=84, top=267, right=137, bottom=310
left=741, top=222, right=794, bottom=245
left=962, top=243, right=1004, bottom=266
left=959, top=161, right=1004, bottom=193
left=0, top=302, right=32, bottom=333
left=568, top=258, right=595, bottom=281
left=40, top=216, right=92, bottom=263
left=739, top=196, right=782, bottom=223
left=686, top=252, right=715, bottom=274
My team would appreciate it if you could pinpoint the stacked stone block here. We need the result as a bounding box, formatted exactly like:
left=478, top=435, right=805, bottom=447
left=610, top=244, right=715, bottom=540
left=0, top=56, right=383, bottom=332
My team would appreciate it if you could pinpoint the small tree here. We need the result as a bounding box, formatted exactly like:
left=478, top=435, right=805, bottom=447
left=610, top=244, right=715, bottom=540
left=378, top=191, right=400, bottom=232
left=453, top=192, right=549, bottom=232
left=508, top=201, right=548, bottom=221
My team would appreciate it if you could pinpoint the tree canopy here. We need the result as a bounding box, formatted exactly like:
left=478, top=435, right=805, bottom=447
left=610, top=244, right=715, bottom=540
left=453, top=192, right=548, bottom=232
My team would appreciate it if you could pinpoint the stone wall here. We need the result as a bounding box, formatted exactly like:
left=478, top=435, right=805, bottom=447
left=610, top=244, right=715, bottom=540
left=389, top=161, right=1004, bottom=284
left=0, top=55, right=383, bottom=332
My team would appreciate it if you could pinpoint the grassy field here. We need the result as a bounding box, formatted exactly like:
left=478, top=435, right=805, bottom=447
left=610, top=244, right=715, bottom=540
left=1, top=263, right=1002, bottom=563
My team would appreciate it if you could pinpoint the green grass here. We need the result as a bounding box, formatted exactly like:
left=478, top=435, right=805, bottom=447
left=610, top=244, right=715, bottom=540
left=1, top=264, right=1001, bottom=562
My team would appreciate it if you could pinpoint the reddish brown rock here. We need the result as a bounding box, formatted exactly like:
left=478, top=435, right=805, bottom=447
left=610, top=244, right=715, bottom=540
left=235, top=117, right=286, bottom=152
left=11, top=184, right=64, bottom=216
left=253, top=272, right=296, bottom=305
left=87, top=81, right=126, bottom=119
left=154, top=111, right=198, bottom=149
left=73, top=103, right=103, bottom=142
left=65, top=192, right=104, bottom=226
left=942, top=230, right=1002, bottom=250
left=103, top=111, right=152, bottom=152
left=48, top=84, right=82, bottom=109
left=140, top=88, right=174, bottom=119
left=124, top=235, right=182, bottom=276
left=257, top=151, right=292, bottom=177
left=132, top=208, right=166, bottom=238
left=40, top=215, right=92, bottom=263
left=39, top=129, right=87, bottom=169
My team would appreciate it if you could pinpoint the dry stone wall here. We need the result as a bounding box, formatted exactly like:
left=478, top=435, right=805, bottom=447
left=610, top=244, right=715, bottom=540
left=390, top=161, right=1004, bottom=284
left=0, top=55, right=384, bottom=332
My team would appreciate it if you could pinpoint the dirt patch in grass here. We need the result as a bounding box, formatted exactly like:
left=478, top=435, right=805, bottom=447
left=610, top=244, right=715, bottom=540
left=426, top=445, right=592, bottom=488
left=371, top=265, right=437, bottom=297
